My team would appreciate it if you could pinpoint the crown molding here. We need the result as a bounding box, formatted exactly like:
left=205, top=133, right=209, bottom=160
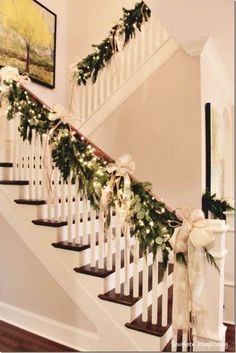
left=181, top=37, right=233, bottom=103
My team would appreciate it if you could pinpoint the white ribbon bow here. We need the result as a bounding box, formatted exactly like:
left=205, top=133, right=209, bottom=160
left=0, top=66, right=30, bottom=84
left=169, top=208, right=215, bottom=337
left=101, top=154, right=135, bottom=224
left=106, top=154, right=135, bottom=176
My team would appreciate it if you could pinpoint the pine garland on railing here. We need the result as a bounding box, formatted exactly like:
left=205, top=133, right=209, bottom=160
left=0, top=73, right=220, bottom=272
left=2, top=79, right=177, bottom=270
left=72, top=1, right=151, bottom=85
left=202, top=191, right=234, bottom=220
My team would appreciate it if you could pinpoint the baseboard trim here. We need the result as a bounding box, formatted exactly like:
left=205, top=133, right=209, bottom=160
left=0, top=301, right=98, bottom=351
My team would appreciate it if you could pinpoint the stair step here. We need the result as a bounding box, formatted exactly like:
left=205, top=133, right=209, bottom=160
left=14, top=199, right=46, bottom=205
left=0, top=162, right=13, bottom=168
left=125, top=285, right=173, bottom=337
left=32, top=215, right=96, bottom=228
left=32, top=219, right=67, bottom=227
left=32, top=210, right=116, bottom=228
left=74, top=248, right=143, bottom=278
left=0, top=180, right=29, bottom=185
left=98, top=264, right=173, bottom=306
left=52, top=241, right=90, bottom=252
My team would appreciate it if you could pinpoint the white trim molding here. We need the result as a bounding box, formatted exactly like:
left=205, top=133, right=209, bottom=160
left=0, top=301, right=98, bottom=351
left=181, top=37, right=233, bottom=103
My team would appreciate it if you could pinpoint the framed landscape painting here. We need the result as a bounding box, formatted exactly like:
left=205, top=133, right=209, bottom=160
left=0, top=0, right=57, bottom=88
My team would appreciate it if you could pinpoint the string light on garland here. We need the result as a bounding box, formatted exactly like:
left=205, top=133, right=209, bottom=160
left=73, top=1, right=151, bottom=85
left=0, top=77, right=219, bottom=272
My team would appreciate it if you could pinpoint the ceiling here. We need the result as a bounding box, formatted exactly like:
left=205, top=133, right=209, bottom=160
left=145, top=0, right=234, bottom=90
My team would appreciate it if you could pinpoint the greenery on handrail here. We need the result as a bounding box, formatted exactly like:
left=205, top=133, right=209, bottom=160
left=202, top=191, right=234, bottom=220
left=4, top=80, right=177, bottom=270
left=72, top=1, right=151, bottom=85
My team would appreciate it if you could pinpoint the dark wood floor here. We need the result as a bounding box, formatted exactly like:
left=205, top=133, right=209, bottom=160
left=0, top=320, right=77, bottom=352
left=0, top=320, right=234, bottom=352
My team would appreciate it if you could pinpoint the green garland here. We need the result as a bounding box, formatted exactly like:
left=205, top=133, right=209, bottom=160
left=202, top=191, right=234, bottom=220
left=3, top=80, right=177, bottom=270
left=73, top=1, right=151, bottom=85
left=1, top=80, right=220, bottom=272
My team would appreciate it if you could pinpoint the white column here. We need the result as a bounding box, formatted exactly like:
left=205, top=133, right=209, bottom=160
left=193, top=219, right=227, bottom=351
left=223, top=211, right=234, bottom=325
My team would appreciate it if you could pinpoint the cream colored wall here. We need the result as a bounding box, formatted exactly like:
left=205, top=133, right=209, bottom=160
left=90, top=49, right=202, bottom=209
left=0, top=213, right=96, bottom=333
left=65, top=0, right=138, bottom=102
left=26, top=0, right=68, bottom=107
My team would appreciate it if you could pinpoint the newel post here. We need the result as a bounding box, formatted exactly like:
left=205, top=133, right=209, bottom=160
left=193, top=219, right=228, bottom=351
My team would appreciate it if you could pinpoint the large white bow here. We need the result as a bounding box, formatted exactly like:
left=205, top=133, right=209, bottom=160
left=101, top=154, right=135, bottom=221
left=169, top=208, right=215, bottom=338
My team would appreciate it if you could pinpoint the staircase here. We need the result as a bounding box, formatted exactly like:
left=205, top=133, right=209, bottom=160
left=0, top=5, right=228, bottom=351
left=0, top=86, right=175, bottom=350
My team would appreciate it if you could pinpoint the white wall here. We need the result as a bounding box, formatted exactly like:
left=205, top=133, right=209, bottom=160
left=0, top=213, right=96, bottom=333
left=65, top=0, right=138, bottom=103
left=26, top=0, right=68, bottom=107
left=90, top=49, right=202, bottom=209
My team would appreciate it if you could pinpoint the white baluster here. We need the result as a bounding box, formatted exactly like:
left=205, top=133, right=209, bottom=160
left=87, top=82, right=93, bottom=117
left=67, top=174, right=73, bottom=242
left=105, top=68, right=111, bottom=99
left=34, top=132, right=41, bottom=199
left=124, top=222, right=130, bottom=296
left=161, top=265, right=168, bottom=327
left=182, top=331, right=188, bottom=352
left=142, top=255, right=149, bottom=322
left=106, top=211, right=113, bottom=271
left=151, top=256, right=158, bottom=324
left=81, top=87, right=86, bottom=122
left=29, top=130, right=35, bottom=199
left=98, top=210, right=105, bottom=269
left=82, top=196, right=88, bottom=245
left=133, top=238, right=140, bottom=298
left=12, top=118, right=18, bottom=180
left=90, top=208, right=96, bottom=267
left=171, top=330, right=178, bottom=352
left=115, top=206, right=121, bottom=293
left=74, top=179, right=80, bottom=243
left=140, top=22, right=146, bottom=64
left=53, top=167, right=59, bottom=220
left=60, top=177, right=66, bottom=221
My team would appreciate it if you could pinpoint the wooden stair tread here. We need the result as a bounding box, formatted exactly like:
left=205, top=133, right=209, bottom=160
left=14, top=199, right=46, bottom=205
left=32, top=210, right=116, bottom=228
left=52, top=241, right=90, bottom=252
left=0, top=180, right=29, bottom=185
left=125, top=285, right=173, bottom=337
left=0, top=162, right=13, bottom=168
left=32, top=219, right=67, bottom=228
left=98, top=263, right=173, bottom=306
left=74, top=248, right=143, bottom=278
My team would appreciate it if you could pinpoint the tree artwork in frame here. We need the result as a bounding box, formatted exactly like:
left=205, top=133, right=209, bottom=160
left=0, top=0, right=57, bottom=88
